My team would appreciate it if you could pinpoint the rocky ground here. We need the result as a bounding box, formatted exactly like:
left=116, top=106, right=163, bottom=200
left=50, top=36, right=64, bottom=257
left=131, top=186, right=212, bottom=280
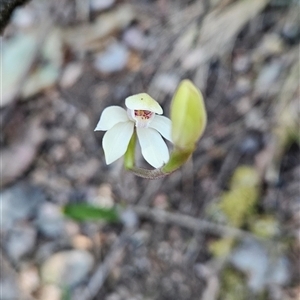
left=1, top=0, right=300, bottom=300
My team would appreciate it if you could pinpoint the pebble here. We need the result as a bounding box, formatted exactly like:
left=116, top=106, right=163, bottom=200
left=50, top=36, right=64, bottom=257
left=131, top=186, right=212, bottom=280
left=233, top=54, right=251, bottom=73
left=0, top=183, right=45, bottom=232
left=67, top=135, right=82, bottom=153
left=72, top=235, right=93, bottom=250
left=49, top=144, right=66, bottom=162
left=0, top=275, right=20, bottom=300
left=59, top=63, right=83, bottom=88
left=230, top=238, right=290, bottom=292
left=90, top=0, right=115, bottom=12
left=65, top=158, right=100, bottom=183
left=235, top=96, right=252, bottom=115
left=76, top=112, right=90, bottom=129
left=123, top=26, right=147, bottom=51
left=12, top=6, right=36, bottom=28
left=94, top=42, right=129, bottom=73
left=36, top=202, right=65, bottom=238
left=1, top=254, right=21, bottom=299
left=235, top=76, right=252, bottom=95
left=131, top=229, right=151, bottom=247
left=4, top=223, right=36, bottom=262
left=238, top=131, right=263, bottom=155
left=41, top=250, right=94, bottom=287
left=120, top=208, right=138, bottom=229
left=39, top=284, right=62, bottom=300
left=19, top=266, right=40, bottom=294
left=89, top=183, right=114, bottom=208
left=255, top=60, right=283, bottom=95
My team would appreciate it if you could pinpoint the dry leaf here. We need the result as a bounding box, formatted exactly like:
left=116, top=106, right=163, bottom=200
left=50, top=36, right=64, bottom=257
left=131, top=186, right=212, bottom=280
left=1, top=119, right=46, bottom=187
left=182, top=0, right=270, bottom=70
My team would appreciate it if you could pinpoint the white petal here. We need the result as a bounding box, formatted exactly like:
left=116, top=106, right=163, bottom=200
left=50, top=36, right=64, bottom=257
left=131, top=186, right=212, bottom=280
left=94, top=106, right=129, bottom=131
left=103, top=121, right=134, bottom=164
left=125, top=93, right=163, bottom=114
left=149, top=115, right=172, bottom=142
left=137, top=127, right=169, bottom=168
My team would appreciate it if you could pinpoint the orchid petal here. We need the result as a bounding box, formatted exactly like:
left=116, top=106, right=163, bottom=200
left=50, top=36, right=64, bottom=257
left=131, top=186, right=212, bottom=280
left=149, top=115, right=172, bottom=142
left=125, top=93, right=163, bottom=114
left=103, top=121, right=134, bottom=164
left=137, top=127, right=169, bottom=168
left=95, top=106, right=129, bottom=131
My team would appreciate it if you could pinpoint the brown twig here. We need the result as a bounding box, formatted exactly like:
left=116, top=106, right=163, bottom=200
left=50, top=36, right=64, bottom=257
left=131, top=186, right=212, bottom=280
left=132, top=206, right=257, bottom=240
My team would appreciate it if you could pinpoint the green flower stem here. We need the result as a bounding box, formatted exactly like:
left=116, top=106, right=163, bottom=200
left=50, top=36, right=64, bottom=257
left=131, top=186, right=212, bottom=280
left=124, top=132, right=137, bottom=169
left=162, top=147, right=193, bottom=173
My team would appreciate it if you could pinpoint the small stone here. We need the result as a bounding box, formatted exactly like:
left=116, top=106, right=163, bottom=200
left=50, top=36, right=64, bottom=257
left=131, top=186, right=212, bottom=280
left=65, top=221, right=80, bottom=237
left=126, top=51, right=142, bottom=72
left=5, top=223, right=36, bottom=261
left=1, top=252, right=22, bottom=299
left=233, top=54, right=251, bottom=73
left=67, top=136, right=82, bottom=153
left=59, top=63, right=83, bottom=88
left=131, top=229, right=151, bottom=247
left=90, top=0, right=115, bottom=12
left=41, top=250, right=94, bottom=287
left=35, top=241, right=57, bottom=263
left=120, top=208, right=138, bottom=228
left=36, top=202, right=65, bottom=238
left=12, top=6, right=36, bottom=28
left=94, top=183, right=114, bottom=208
left=123, top=26, right=147, bottom=51
left=66, top=158, right=100, bottom=183
left=19, top=266, right=40, bottom=294
left=0, top=275, right=20, bottom=300
left=230, top=238, right=290, bottom=292
left=236, top=96, right=252, bottom=115
left=94, top=42, right=129, bottom=73
left=39, top=284, right=62, bottom=300
left=238, top=131, right=263, bottom=155
left=235, top=77, right=252, bottom=95
left=49, top=144, right=66, bottom=162
left=0, top=183, right=45, bottom=232
left=76, top=112, right=90, bottom=129
left=255, top=59, right=283, bottom=96
left=72, top=235, right=93, bottom=250
left=153, top=193, right=169, bottom=210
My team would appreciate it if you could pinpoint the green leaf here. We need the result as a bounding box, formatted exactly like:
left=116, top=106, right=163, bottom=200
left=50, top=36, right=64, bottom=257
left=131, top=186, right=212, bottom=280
left=63, top=203, right=119, bottom=222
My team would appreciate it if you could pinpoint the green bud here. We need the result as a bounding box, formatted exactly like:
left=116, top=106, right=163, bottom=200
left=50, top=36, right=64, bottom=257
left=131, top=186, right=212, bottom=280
left=170, top=80, right=207, bottom=151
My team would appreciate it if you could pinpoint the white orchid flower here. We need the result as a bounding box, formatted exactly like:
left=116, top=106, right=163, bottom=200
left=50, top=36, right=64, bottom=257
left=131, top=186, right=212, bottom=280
left=94, top=93, right=172, bottom=168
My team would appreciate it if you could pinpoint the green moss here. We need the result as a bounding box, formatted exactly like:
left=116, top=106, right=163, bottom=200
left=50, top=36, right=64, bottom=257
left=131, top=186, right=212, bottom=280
left=219, top=268, right=248, bottom=300
left=218, top=186, right=258, bottom=227
left=248, top=215, right=279, bottom=239
left=209, top=238, right=235, bottom=257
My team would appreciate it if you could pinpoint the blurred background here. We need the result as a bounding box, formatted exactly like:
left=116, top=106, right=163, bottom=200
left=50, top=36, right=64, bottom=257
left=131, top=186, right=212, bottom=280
left=1, top=0, right=299, bottom=299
